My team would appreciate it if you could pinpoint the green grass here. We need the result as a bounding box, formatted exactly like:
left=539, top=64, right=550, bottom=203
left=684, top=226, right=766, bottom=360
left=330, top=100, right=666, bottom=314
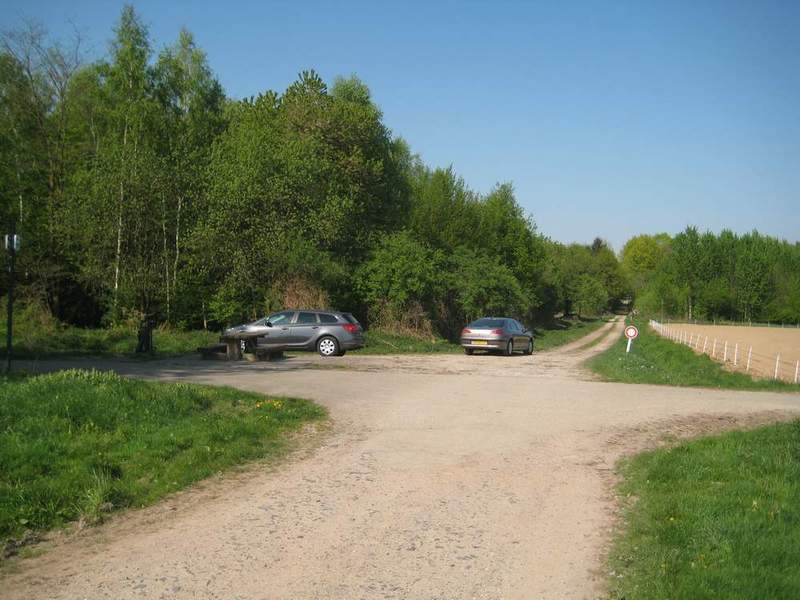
left=587, top=318, right=800, bottom=391
left=0, top=369, right=326, bottom=552
left=0, top=321, right=217, bottom=360
left=357, top=318, right=607, bottom=355
left=533, top=316, right=607, bottom=351
left=359, top=329, right=462, bottom=354
left=607, top=420, right=800, bottom=599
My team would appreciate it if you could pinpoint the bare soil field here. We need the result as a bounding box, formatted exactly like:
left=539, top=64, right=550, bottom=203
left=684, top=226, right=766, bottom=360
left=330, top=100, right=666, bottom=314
left=3, top=318, right=799, bottom=599
left=658, top=323, right=800, bottom=382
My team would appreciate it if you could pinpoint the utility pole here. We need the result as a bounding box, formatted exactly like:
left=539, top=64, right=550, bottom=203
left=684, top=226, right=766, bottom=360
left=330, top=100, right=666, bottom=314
left=5, top=222, right=18, bottom=373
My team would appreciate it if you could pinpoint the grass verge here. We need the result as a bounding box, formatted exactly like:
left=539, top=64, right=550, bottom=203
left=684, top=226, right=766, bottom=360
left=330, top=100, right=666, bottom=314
left=0, top=369, right=326, bottom=556
left=607, top=420, right=800, bottom=599
left=359, top=318, right=607, bottom=355
left=533, top=316, right=607, bottom=352
left=360, top=329, right=462, bottom=354
left=0, top=317, right=217, bottom=360
left=587, top=318, right=800, bottom=391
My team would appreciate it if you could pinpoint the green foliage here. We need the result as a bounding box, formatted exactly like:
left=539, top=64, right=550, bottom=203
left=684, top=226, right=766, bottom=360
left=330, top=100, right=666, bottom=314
left=574, top=274, right=608, bottom=317
left=608, top=420, right=800, bottom=599
left=588, top=319, right=799, bottom=391
left=356, top=231, right=442, bottom=318
left=0, top=369, right=326, bottom=545
left=631, top=228, right=800, bottom=323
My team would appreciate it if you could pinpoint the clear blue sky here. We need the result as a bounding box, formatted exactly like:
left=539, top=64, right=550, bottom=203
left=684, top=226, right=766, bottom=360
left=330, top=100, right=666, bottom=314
left=4, top=0, right=799, bottom=250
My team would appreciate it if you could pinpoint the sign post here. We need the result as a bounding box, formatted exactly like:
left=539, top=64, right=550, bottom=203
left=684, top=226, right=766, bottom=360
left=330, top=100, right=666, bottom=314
left=5, top=227, right=20, bottom=373
left=624, top=324, right=639, bottom=353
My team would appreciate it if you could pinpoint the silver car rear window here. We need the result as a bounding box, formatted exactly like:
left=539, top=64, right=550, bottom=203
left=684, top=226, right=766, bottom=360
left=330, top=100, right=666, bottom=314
left=319, top=313, right=338, bottom=324
left=343, top=313, right=360, bottom=325
left=468, top=318, right=505, bottom=329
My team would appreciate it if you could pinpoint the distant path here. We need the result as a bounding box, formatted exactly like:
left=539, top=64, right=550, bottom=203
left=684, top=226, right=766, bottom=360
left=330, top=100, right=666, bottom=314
left=5, top=316, right=800, bottom=599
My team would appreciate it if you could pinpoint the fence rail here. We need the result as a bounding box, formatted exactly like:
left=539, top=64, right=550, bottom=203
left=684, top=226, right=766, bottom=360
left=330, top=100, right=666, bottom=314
left=649, top=320, right=800, bottom=384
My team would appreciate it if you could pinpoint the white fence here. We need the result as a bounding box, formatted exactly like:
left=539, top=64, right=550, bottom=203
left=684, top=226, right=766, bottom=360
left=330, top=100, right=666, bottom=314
left=649, top=319, right=800, bottom=384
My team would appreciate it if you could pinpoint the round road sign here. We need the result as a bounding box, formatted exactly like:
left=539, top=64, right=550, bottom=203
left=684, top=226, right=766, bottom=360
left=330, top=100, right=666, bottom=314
left=624, top=325, right=639, bottom=340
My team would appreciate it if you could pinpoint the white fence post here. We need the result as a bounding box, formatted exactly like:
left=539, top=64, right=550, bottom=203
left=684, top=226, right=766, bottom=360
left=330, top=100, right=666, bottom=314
left=774, top=353, right=781, bottom=380
left=746, top=346, right=752, bottom=372
left=723, top=341, right=728, bottom=362
left=703, top=336, right=708, bottom=353
left=734, top=343, right=738, bottom=367
left=795, top=360, right=799, bottom=384
left=712, top=339, right=717, bottom=358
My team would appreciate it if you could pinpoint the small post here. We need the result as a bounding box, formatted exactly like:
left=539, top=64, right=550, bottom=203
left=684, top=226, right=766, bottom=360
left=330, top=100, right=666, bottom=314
left=689, top=333, right=693, bottom=346
left=703, top=336, right=708, bottom=353
left=626, top=338, right=632, bottom=353
left=746, top=346, right=752, bottom=372
left=712, top=339, right=717, bottom=358
left=795, top=360, right=799, bottom=384
left=774, top=353, right=781, bottom=380
left=734, top=343, right=738, bottom=367
left=723, top=341, right=728, bottom=362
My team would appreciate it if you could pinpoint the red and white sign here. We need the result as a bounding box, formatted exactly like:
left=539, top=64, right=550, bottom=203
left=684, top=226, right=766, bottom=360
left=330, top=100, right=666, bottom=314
left=624, top=325, right=639, bottom=340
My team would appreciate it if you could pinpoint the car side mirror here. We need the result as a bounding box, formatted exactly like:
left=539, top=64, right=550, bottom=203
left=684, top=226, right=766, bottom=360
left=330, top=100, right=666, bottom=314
left=266, top=321, right=273, bottom=327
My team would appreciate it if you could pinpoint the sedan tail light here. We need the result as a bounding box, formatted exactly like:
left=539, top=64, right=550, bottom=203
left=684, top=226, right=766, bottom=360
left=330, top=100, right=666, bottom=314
left=491, top=328, right=504, bottom=334
left=342, top=323, right=360, bottom=334
left=461, top=328, right=471, bottom=335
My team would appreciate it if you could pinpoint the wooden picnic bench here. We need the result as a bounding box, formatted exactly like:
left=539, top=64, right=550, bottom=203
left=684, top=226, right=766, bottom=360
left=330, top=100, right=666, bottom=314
left=198, top=332, right=284, bottom=361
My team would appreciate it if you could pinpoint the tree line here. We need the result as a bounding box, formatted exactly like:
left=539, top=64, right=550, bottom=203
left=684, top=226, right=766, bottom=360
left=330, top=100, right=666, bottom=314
left=622, top=229, right=800, bottom=324
left=1, top=7, right=795, bottom=338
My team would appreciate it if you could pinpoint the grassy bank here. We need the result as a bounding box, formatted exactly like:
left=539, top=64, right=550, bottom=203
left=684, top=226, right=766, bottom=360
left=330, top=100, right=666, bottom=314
left=359, top=317, right=607, bottom=355
left=607, top=420, right=800, bottom=599
left=0, top=370, right=325, bottom=554
left=587, top=319, right=799, bottom=391
left=533, top=316, right=607, bottom=351
left=0, top=312, right=217, bottom=359
left=360, top=329, right=461, bottom=354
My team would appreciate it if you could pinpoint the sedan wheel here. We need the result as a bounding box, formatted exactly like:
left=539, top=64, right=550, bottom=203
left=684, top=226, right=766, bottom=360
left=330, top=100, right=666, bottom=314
left=317, top=336, right=340, bottom=357
left=505, top=339, right=514, bottom=356
left=464, top=347, right=474, bottom=356
left=525, top=339, right=533, bottom=355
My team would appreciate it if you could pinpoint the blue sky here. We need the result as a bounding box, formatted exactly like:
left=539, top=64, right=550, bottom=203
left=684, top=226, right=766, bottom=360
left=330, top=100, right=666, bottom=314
left=3, top=1, right=799, bottom=250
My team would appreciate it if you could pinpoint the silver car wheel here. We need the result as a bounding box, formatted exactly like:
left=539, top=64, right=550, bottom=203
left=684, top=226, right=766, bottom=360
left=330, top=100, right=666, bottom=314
left=506, top=339, right=513, bottom=356
left=318, top=337, right=338, bottom=357
left=527, top=339, right=533, bottom=355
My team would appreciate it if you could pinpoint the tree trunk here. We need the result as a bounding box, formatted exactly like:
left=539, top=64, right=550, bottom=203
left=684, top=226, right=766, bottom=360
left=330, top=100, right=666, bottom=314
left=173, top=194, right=182, bottom=308
left=162, top=194, right=170, bottom=322
left=113, top=119, right=129, bottom=314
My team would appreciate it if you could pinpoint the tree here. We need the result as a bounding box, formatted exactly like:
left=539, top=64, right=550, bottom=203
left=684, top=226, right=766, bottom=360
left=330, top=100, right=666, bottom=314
left=574, top=274, right=608, bottom=318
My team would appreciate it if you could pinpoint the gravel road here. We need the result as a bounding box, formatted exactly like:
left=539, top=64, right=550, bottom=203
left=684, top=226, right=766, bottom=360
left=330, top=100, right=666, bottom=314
left=4, top=318, right=799, bottom=599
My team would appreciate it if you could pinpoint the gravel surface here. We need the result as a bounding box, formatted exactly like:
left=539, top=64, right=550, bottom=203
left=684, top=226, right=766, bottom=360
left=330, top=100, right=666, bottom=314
left=4, top=318, right=799, bottom=599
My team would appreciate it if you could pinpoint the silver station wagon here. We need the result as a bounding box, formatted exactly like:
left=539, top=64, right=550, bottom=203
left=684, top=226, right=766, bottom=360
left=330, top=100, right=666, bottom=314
left=460, top=317, right=534, bottom=356
left=223, top=310, right=364, bottom=356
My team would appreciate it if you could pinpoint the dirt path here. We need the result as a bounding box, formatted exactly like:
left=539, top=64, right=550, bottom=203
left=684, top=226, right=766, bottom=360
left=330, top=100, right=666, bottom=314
left=4, top=319, right=800, bottom=599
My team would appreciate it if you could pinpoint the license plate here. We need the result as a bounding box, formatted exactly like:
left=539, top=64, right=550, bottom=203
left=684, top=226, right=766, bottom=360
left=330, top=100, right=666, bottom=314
left=472, top=340, right=487, bottom=346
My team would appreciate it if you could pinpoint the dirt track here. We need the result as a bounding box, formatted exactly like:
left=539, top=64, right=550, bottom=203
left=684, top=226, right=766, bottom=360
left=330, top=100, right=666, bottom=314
left=4, top=318, right=800, bottom=599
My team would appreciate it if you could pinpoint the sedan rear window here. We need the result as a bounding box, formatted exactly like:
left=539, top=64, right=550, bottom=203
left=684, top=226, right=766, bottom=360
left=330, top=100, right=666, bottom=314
left=468, top=318, right=506, bottom=329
